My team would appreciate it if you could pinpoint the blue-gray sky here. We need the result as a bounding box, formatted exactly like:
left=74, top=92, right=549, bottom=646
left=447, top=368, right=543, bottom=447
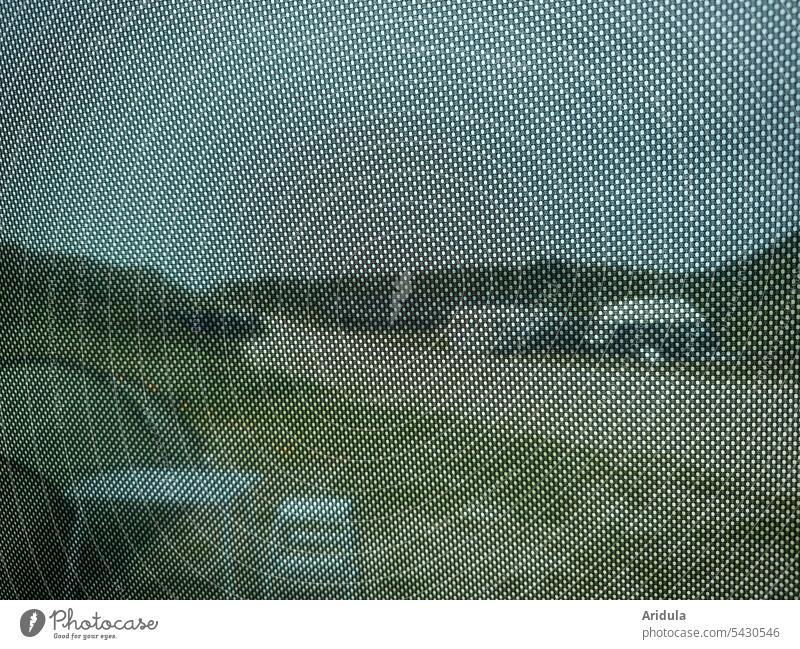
left=2, top=0, right=798, bottom=288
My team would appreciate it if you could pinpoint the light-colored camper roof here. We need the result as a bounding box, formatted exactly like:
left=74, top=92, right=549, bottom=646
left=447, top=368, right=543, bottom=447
left=587, top=298, right=708, bottom=348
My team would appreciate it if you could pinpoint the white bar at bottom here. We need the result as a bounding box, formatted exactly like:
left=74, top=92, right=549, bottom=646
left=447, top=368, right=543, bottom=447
left=1, top=600, right=796, bottom=649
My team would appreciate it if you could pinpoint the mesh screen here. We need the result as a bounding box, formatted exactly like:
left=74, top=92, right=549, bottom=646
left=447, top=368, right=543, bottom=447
left=1, top=0, right=798, bottom=599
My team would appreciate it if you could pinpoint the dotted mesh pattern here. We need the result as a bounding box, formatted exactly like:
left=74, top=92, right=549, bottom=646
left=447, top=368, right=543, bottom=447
left=1, top=0, right=798, bottom=599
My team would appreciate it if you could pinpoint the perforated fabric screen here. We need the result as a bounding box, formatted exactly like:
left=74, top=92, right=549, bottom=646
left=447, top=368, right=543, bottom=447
left=1, top=0, right=798, bottom=599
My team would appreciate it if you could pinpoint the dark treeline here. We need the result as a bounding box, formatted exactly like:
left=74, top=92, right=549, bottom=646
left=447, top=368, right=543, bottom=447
left=213, top=233, right=800, bottom=364
left=216, top=262, right=686, bottom=323
left=0, top=243, right=199, bottom=335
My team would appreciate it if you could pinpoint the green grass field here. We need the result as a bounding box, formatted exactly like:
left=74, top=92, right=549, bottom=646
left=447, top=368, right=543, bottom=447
left=2, top=305, right=798, bottom=599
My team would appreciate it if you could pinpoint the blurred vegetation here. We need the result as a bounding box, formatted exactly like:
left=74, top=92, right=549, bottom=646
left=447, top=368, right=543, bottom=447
left=212, top=231, right=800, bottom=368
left=0, top=236, right=797, bottom=598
